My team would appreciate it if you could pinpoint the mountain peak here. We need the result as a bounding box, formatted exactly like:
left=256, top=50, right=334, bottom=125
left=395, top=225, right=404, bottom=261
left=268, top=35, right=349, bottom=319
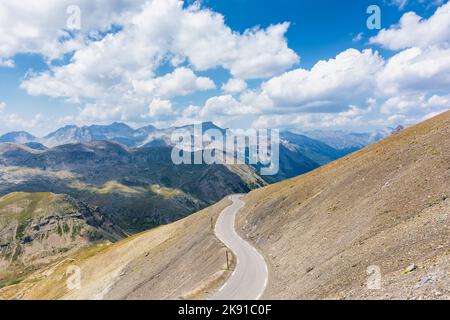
left=0, top=131, right=37, bottom=144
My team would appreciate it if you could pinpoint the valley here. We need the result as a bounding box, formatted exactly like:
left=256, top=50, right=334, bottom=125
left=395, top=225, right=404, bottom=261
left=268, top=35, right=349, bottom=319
left=0, top=113, right=447, bottom=300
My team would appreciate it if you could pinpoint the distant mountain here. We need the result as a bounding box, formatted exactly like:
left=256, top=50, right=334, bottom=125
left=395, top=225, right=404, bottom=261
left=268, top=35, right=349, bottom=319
left=253, top=131, right=351, bottom=183
left=0, top=141, right=266, bottom=233
left=0, top=131, right=37, bottom=144
left=43, top=123, right=138, bottom=147
left=0, top=122, right=367, bottom=184
left=280, top=131, right=346, bottom=165
left=1, top=122, right=225, bottom=149
left=23, top=142, right=48, bottom=150
left=301, top=128, right=393, bottom=153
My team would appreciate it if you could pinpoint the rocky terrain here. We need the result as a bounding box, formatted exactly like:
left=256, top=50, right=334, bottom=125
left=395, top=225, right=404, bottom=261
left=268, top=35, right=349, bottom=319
left=0, top=112, right=447, bottom=300
left=0, top=198, right=233, bottom=300
left=0, top=141, right=265, bottom=233
left=0, top=121, right=366, bottom=183
left=0, top=192, right=125, bottom=289
left=301, top=128, right=393, bottom=154
left=237, top=111, right=449, bottom=299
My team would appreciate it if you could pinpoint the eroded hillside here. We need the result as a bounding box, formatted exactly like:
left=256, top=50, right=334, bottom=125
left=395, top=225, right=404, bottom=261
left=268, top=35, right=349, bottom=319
left=0, top=141, right=265, bottom=233
left=237, top=111, right=450, bottom=299
left=0, top=198, right=233, bottom=300
left=0, top=192, right=124, bottom=289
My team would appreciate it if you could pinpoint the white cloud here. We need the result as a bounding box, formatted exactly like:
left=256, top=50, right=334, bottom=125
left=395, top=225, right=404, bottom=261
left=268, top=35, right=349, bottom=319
left=174, top=16, right=298, bottom=79
left=370, top=1, right=450, bottom=50
left=0, top=58, right=15, bottom=68
left=380, top=93, right=450, bottom=114
left=423, top=109, right=449, bottom=120
left=18, top=0, right=297, bottom=123
left=200, top=95, right=257, bottom=117
left=252, top=110, right=366, bottom=130
left=352, top=32, right=364, bottom=43
left=222, top=78, right=247, bottom=94
left=390, top=0, right=409, bottom=10
left=0, top=101, right=6, bottom=112
left=3, top=0, right=450, bottom=132
left=181, top=105, right=200, bottom=118
left=79, top=103, right=125, bottom=122
left=0, top=112, right=44, bottom=132
left=133, top=67, right=215, bottom=98
left=144, top=98, right=175, bottom=119
left=261, top=49, right=384, bottom=110
left=377, top=46, right=450, bottom=96
left=0, top=0, right=146, bottom=61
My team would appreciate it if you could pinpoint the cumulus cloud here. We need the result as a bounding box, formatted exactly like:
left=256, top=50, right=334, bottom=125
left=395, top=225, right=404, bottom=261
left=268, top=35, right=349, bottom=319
left=222, top=78, right=247, bottom=94
left=0, top=58, right=15, bottom=68
left=143, top=98, right=175, bottom=119
left=380, top=93, right=450, bottom=114
left=0, top=0, right=146, bottom=61
left=370, top=1, right=450, bottom=50
left=0, top=111, right=44, bottom=133
left=377, top=46, right=450, bottom=96
left=261, top=49, right=384, bottom=110
left=200, top=95, right=258, bottom=117
left=17, top=0, right=297, bottom=123
left=3, top=0, right=450, bottom=131
left=133, top=67, right=215, bottom=98
left=200, top=40, right=450, bottom=128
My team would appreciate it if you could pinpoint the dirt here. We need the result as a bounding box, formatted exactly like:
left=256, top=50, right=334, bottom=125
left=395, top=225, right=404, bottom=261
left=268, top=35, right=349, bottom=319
left=236, top=111, right=450, bottom=300
left=0, top=198, right=233, bottom=300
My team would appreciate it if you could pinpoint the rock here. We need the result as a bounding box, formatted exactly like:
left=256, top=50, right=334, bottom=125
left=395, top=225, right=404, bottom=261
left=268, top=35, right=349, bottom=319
left=404, top=264, right=417, bottom=274
left=306, top=266, right=314, bottom=273
left=415, top=274, right=433, bottom=288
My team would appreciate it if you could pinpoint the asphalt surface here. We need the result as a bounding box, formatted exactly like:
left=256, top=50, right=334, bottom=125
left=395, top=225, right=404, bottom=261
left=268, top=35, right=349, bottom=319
left=210, top=195, right=268, bottom=300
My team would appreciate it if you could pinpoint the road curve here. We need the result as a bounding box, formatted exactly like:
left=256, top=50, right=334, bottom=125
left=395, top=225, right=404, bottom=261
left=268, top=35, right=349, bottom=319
left=210, top=195, right=268, bottom=300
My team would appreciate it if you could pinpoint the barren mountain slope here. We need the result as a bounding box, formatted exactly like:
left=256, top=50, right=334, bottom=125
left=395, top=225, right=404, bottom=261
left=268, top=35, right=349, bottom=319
left=0, top=141, right=266, bottom=233
left=237, top=111, right=450, bottom=299
left=0, top=192, right=125, bottom=289
left=0, top=198, right=233, bottom=300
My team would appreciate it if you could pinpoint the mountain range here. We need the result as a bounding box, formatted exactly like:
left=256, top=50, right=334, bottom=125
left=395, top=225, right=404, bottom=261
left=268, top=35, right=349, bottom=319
left=0, top=120, right=403, bottom=295
left=0, top=121, right=395, bottom=181
left=0, top=121, right=391, bottom=150
left=1, top=111, right=446, bottom=300
left=0, top=141, right=266, bottom=233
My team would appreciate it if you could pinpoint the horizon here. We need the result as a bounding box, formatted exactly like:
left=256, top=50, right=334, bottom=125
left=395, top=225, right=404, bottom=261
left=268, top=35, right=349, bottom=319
left=0, top=119, right=404, bottom=140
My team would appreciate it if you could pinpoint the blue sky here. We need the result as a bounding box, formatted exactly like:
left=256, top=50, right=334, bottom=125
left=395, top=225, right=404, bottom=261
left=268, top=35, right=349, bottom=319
left=0, top=0, right=449, bottom=136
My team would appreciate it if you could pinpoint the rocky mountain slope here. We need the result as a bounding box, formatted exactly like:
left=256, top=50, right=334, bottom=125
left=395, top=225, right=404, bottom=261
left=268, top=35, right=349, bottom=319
left=0, top=192, right=125, bottom=289
left=302, top=128, right=393, bottom=153
left=1, top=112, right=447, bottom=300
left=0, top=122, right=358, bottom=183
left=0, top=141, right=265, bottom=233
left=0, top=198, right=233, bottom=300
left=236, top=111, right=449, bottom=299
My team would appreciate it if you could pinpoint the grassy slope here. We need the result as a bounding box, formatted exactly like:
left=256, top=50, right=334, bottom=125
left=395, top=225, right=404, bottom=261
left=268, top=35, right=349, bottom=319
left=0, top=198, right=234, bottom=300
left=0, top=192, right=126, bottom=291
left=236, top=111, right=450, bottom=299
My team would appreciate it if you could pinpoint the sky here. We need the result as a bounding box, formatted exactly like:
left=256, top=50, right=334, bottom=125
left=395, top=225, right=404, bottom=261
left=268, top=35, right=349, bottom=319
left=0, top=0, right=449, bottom=136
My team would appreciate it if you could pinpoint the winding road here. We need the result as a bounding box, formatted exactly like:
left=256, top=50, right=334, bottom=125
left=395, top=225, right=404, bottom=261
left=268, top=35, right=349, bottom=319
left=210, top=195, right=268, bottom=300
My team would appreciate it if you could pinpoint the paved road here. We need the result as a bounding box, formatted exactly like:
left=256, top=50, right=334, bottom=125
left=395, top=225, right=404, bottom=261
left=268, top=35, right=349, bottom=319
left=210, top=195, right=268, bottom=300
